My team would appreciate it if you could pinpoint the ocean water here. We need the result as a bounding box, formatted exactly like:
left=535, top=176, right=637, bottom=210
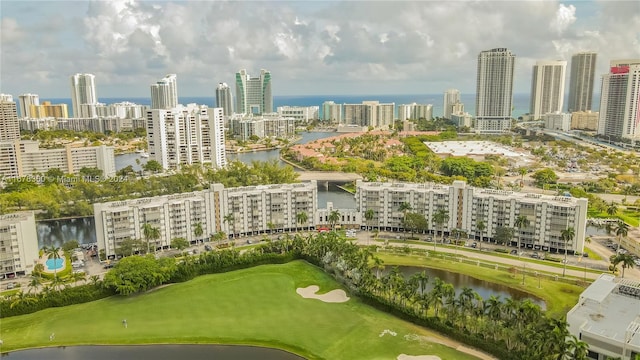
left=46, top=93, right=599, bottom=120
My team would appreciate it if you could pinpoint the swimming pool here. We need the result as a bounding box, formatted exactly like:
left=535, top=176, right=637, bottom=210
left=45, top=258, right=64, bottom=270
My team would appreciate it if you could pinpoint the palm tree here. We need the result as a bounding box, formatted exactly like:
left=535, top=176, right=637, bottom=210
left=398, top=202, right=412, bottom=230
left=561, top=227, right=575, bottom=277
left=296, top=212, right=308, bottom=232
left=70, top=271, right=86, bottom=285
left=141, top=222, right=160, bottom=254
left=606, top=201, right=618, bottom=217
left=27, top=276, right=43, bottom=294
left=193, top=222, right=203, bottom=244
left=364, top=209, right=375, bottom=231
left=43, top=246, right=62, bottom=281
left=476, top=220, right=486, bottom=251
left=514, top=215, right=530, bottom=255
left=611, top=253, right=635, bottom=278
left=223, top=214, right=235, bottom=239
left=328, top=210, right=341, bottom=230
left=433, top=208, right=449, bottom=246
left=613, top=220, right=629, bottom=252
left=518, top=167, right=528, bottom=187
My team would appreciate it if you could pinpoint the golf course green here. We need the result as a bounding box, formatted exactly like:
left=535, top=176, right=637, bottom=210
left=0, top=261, right=484, bottom=359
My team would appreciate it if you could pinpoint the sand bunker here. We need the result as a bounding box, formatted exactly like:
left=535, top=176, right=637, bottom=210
left=397, top=355, right=442, bottom=360
left=296, top=285, right=350, bottom=303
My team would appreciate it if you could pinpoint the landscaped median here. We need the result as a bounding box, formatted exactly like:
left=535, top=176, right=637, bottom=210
left=375, top=250, right=585, bottom=317
left=0, top=261, right=484, bottom=360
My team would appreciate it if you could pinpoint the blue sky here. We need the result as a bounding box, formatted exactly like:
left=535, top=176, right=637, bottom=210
left=1, top=0, right=639, bottom=98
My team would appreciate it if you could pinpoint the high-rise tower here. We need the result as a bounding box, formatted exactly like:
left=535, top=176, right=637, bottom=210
left=215, top=83, right=234, bottom=116
left=150, top=74, right=178, bottom=109
left=475, top=48, right=515, bottom=134
left=0, top=94, right=20, bottom=142
left=567, top=52, right=597, bottom=112
left=443, top=89, right=460, bottom=119
left=597, top=59, right=640, bottom=141
left=70, top=73, right=97, bottom=118
left=235, top=69, right=272, bottom=115
left=18, top=94, right=40, bottom=118
left=530, top=60, right=567, bottom=120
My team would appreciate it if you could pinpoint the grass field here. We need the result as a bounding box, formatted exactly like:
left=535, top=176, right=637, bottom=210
left=376, top=252, right=584, bottom=317
left=0, top=261, right=483, bottom=360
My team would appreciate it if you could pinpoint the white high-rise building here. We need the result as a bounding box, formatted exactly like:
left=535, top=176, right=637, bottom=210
left=475, top=48, right=515, bottom=134
left=146, top=104, right=226, bottom=170
left=215, top=82, right=234, bottom=116
left=322, top=101, right=342, bottom=123
left=18, top=94, right=39, bottom=118
left=70, top=73, right=97, bottom=118
left=443, top=89, right=460, bottom=119
left=567, top=52, right=597, bottom=113
left=530, top=60, right=567, bottom=120
left=343, top=101, right=395, bottom=128
left=150, top=74, right=178, bottom=110
left=597, top=59, right=640, bottom=141
left=235, top=69, right=272, bottom=114
left=397, top=103, right=433, bottom=121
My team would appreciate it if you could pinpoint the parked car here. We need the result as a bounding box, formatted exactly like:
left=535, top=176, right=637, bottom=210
left=6, top=282, right=16, bottom=290
left=510, top=249, right=518, bottom=255
left=204, top=244, right=212, bottom=251
left=531, top=252, right=540, bottom=259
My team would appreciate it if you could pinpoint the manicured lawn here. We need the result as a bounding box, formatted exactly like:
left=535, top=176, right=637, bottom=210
left=583, top=247, right=603, bottom=261
left=0, top=261, right=482, bottom=360
left=376, top=252, right=584, bottom=318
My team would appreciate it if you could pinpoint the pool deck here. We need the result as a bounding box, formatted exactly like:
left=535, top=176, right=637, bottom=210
left=41, top=255, right=67, bottom=274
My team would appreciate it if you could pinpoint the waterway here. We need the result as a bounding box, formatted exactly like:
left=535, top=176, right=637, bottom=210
left=390, top=266, right=546, bottom=309
left=2, top=345, right=304, bottom=360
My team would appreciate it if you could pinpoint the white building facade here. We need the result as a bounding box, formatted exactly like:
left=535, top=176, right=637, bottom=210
left=568, top=52, right=598, bottom=113
left=597, top=60, right=640, bottom=141
left=443, top=89, right=461, bottom=119
left=151, top=74, right=178, bottom=110
left=475, top=48, right=515, bottom=134
left=544, top=112, right=572, bottom=132
left=215, top=82, right=234, bottom=117
left=322, top=101, right=342, bottom=123
left=355, top=180, right=588, bottom=253
left=146, top=104, right=226, bottom=170
left=397, top=103, right=433, bottom=121
left=235, top=69, right=273, bottom=114
left=18, top=93, right=40, bottom=118
left=94, top=182, right=318, bottom=258
left=277, top=106, right=319, bottom=123
left=0, top=211, right=39, bottom=277
left=230, top=113, right=296, bottom=140
left=530, top=60, right=567, bottom=120
left=70, top=73, right=97, bottom=118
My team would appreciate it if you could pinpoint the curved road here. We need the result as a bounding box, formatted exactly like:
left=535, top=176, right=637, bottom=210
left=354, top=231, right=640, bottom=281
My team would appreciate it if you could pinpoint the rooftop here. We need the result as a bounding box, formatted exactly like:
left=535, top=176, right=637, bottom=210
left=568, top=274, right=640, bottom=349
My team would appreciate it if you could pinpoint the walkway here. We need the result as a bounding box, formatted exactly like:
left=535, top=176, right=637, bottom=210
left=354, top=231, right=640, bottom=281
left=297, top=171, right=362, bottom=182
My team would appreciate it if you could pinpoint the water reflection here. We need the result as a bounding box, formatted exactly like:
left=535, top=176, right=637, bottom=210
left=37, top=217, right=96, bottom=248
left=389, top=266, right=546, bottom=309
left=2, top=345, right=304, bottom=360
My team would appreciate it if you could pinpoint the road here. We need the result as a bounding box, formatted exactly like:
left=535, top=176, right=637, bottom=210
left=353, top=230, right=640, bottom=281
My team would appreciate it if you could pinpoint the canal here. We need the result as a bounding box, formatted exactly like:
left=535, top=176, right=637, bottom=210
left=387, top=266, right=546, bottom=309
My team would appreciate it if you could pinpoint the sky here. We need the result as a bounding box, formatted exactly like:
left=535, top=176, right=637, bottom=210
left=1, top=0, right=639, bottom=99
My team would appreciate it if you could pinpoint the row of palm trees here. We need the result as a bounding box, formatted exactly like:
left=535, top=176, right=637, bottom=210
left=294, top=232, right=588, bottom=359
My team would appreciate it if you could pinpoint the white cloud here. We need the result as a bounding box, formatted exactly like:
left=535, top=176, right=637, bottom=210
left=1, top=0, right=639, bottom=97
left=550, top=4, right=577, bottom=34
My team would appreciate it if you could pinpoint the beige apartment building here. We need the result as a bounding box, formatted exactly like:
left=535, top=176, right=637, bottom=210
left=0, top=211, right=38, bottom=278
